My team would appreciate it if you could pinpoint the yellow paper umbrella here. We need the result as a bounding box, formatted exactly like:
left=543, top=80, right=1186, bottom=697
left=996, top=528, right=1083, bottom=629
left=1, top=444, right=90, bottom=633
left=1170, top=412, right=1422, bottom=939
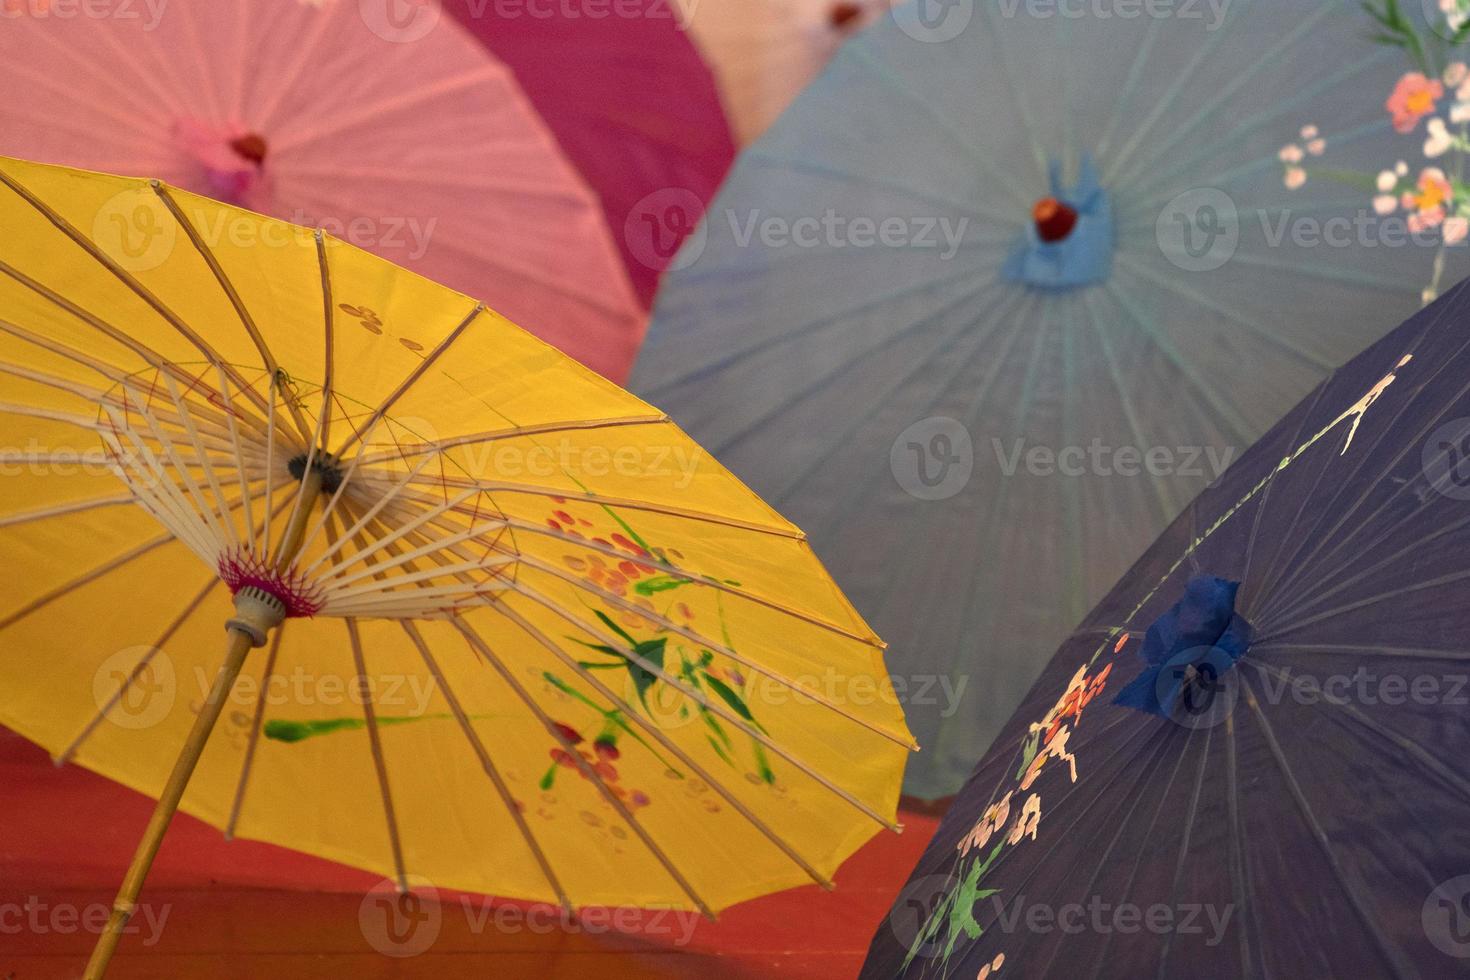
left=0, top=157, right=914, bottom=976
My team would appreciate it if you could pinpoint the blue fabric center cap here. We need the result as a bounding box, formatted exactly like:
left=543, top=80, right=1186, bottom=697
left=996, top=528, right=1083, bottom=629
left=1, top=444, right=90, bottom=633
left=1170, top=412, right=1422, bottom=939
left=1114, top=574, right=1252, bottom=719
left=1002, top=155, right=1114, bottom=291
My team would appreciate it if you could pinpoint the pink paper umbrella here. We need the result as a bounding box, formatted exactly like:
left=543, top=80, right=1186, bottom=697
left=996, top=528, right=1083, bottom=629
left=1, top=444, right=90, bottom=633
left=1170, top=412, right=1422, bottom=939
left=0, top=0, right=644, bottom=381
left=443, top=0, right=736, bottom=308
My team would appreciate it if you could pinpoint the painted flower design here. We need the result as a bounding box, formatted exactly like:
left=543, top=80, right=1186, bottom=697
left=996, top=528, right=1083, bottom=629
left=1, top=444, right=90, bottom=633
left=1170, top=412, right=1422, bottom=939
left=1405, top=166, right=1452, bottom=232
left=1387, top=72, right=1443, bottom=133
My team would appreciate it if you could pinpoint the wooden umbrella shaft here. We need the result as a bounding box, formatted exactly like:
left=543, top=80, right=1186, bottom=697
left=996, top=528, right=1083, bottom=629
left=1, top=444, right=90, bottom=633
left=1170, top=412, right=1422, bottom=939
left=82, top=626, right=254, bottom=979
left=84, top=468, right=324, bottom=978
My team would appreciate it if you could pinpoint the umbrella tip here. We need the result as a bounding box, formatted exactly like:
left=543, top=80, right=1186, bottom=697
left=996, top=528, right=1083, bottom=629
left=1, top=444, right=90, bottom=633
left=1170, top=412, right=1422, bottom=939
left=830, top=2, right=864, bottom=28
left=229, top=133, right=269, bottom=167
left=1032, top=197, right=1079, bottom=243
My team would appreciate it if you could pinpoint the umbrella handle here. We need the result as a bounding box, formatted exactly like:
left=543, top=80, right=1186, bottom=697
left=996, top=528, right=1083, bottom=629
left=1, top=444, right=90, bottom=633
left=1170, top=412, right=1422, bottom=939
left=84, top=468, right=322, bottom=976
left=82, top=626, right=255, bottom=979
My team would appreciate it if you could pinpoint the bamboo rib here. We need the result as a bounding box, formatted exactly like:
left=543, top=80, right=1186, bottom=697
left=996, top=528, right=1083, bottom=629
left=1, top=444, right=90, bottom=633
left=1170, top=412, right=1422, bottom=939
left=332, top=302, right=483, bottom=456
left=346, top=617, right=410, bottom=893
left=158, top=371, right=240, bottom=551
left=125, top=378, right=232, bottom=551
left=515, top=554, right=915, bottom=750
left=507, top=581, right=902, bottom=832
left=0, top=169, right=284, bottom=436
left=338, top=513, right=692, bottom=906
left=355, top=487, right=875, bottom=654
left=224, top=625, right=285, bottom=839
left=367, top=514, right=905, bottom=834
left=400, top=620, right=574, bottom=913
left=0, top=358, right=253, bottom=454
left=298, top=453, right=435, bottom=576
left=314, top=231, right=335, bottom=452
left=215, top=365, right=256, bottom=547
left=55, top=578, right=219, bottom=765
left=98, top=419, right=218, bottom=565
left=0, top=258, right=275, bottom=444
left=393, top=474, right=805, bottom=541
left=0, top=494, right=134, bottom=529
left=355, top=414, right=670, bottom=464
left=453, top=617, right=716, bottom=919
left=151, top=183, right=315, bottom=445
left=362, top=499, right=903, bottom=741
left=491, top=600, right=837, bottom=891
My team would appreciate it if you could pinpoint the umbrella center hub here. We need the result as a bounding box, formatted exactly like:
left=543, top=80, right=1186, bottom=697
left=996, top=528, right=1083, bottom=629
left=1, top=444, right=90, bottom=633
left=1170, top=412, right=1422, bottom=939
left=1113, top=574, right=1253, bottom=722
left=1032, top=197, right=1078, bottom=242
left=173, top=118, right=269, bottom=207
left=229, top=132, right=269, bottom=167
left=287, top=452, right=345, bottom=493
left=1003, top=156, right=1114, bottom=291
left=830, top=2, right=865, bottom=28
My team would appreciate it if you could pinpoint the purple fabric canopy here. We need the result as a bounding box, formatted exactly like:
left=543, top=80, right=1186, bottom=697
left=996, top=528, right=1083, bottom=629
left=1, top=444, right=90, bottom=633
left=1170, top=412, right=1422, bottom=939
left=862, top=277, right=1470, bottom=977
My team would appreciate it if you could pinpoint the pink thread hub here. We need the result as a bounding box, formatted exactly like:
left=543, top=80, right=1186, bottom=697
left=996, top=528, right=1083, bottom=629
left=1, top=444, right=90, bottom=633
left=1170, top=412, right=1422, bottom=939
left=218, top=550, right=323, bottom=618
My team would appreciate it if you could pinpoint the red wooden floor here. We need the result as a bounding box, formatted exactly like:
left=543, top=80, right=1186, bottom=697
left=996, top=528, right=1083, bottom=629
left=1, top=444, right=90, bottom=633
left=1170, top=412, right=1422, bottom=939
left=0, top=730, right=944, bottom=978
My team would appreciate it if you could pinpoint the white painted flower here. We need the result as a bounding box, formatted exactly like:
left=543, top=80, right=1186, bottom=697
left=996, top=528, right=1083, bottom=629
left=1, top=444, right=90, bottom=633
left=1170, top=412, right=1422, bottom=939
left=1453, top=101, right=1470, bottom=125
left=1278, top=143, right=1304, bottom=164
left=1377, top=169, right=1398, bottom=193
left=1445, top=215, right=1470, bottom=244
left=1426, top=118, right=1455, bottom=158
left=1374, top=195, right=1399, bottom=216
left=1299, top=124, right=1319, bottom=140
left=1397, top=160, right=1411, bottom=177
left=1444, top=0, right=1469, bottom=32
left=1305, top=138, right=1326, bottom=156
left=1284, top=167, right=1307, bottom=190
left=1447, top=62, right=1469, bottom=88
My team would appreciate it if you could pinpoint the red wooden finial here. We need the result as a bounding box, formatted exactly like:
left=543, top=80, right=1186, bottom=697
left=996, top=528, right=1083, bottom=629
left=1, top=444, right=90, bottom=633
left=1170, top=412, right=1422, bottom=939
left=830, top=2, right=864, bottom=28
left=1032, top=197, right=1078, bottom=243
left=229, top=133, right=269, bottom=166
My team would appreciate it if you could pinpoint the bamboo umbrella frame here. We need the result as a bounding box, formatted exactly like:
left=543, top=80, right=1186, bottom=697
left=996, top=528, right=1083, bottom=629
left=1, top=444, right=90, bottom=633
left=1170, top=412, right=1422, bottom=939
left=0, top=170, right=915, bottom=977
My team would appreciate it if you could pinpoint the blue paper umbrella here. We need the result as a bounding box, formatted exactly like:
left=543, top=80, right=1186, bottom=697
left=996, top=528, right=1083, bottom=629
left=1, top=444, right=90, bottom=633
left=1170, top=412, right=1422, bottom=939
left=860, top=278, right=1470, bottom=977
left=632, top=0, right=1449, bottom=796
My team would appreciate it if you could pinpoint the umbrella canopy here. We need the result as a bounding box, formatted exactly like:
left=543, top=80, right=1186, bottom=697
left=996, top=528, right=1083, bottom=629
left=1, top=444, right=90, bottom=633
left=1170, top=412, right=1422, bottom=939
left=860, top=276, right=1470, bottom=977
left=675, top=0, right=895, bottom=143
left=631, top=0, right=1439, bottom=798
left=0, top=156, right=913, bottom=975
left=0, top=0, right=644, bottom=381
left=444, top=0, right=737, bottom=308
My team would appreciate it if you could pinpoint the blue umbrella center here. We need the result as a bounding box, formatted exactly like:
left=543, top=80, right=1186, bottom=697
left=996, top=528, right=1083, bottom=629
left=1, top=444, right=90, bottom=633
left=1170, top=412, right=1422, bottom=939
left=1113, top=574, right=1253, bottom=720
left=1002, top=156, right=1114, bottom=291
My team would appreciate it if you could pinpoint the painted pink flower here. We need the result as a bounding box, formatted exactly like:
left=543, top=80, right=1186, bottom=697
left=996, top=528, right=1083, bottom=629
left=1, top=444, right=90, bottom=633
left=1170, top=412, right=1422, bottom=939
left=1387, top=73, right=1444, bottom=133
left=1445, top=216, right=1470, bottom=245
left=1407, top=168, right=1453, bottom=233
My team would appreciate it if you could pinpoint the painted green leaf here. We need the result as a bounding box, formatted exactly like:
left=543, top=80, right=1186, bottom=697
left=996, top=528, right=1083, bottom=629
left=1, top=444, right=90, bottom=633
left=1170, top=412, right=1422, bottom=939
left=705, top=673, right=766, bottom=734
left=264, top=714, right=462, bottom=743
left=634, top=575, right=690, bottom=596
